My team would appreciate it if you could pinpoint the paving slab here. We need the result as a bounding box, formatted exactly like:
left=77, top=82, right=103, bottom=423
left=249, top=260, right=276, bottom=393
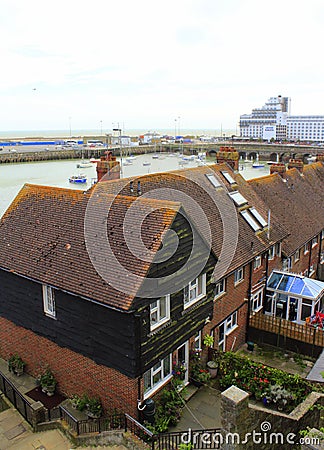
left=307, top=349, right=324, bottom=382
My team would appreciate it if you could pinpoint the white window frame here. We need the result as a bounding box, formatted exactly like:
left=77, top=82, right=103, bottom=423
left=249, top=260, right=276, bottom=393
left=193, top=331, right=202, bottom=351
left=42, top=285, right=56, bottom=318
left=309, top=264, right=315, bottom=276
left=143, top=354, right=172, bottom=398
left=312, top=237, right=318, bottom=248
left=253, top=256, right=262, bottom=270
left=214, top=278, right=226, bottom=298
left=234, top=268, right=244, bottom=285
left=268, top=245, right=275, bottom=260
left=150, top=295, right=170, bottom=331
left=304, top=243, right=309, bottom=255
left=276, top=242, right=281, bottom=257
left=251, top=290, right=263, bottom=313
left=294, top=249, right=300, bottom=263
left=222, top=311, right=238, bottom=335
left=183, top=274, right=206, bottom=309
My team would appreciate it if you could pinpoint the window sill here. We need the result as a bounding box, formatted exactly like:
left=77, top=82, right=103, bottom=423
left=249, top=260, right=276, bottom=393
left=150, top=318, right=170, bottom=333
left=225, top=324, right=238, bottom=336
left=214, top=292, right=226, bottom=301
left=44, top=312, right=56, bottom=320
left=143, top=374, right=173, bottom=400
left=184, top=294, right=206, bottom=311
left=234, top=279, right=244, bottom=287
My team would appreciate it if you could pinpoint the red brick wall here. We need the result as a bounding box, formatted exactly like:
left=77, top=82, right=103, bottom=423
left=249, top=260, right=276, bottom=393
left=0, top=317, right=139, bottom=417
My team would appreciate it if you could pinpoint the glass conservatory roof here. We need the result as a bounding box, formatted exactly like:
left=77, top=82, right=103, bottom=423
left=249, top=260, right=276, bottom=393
left=267, top=271, right=324, bottom=300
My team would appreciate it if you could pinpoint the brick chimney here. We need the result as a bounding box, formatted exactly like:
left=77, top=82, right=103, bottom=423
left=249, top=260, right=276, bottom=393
left=216, top=146, right=239, bottom=171
left=96, top=151, right=121, bottom=182
left=270, top=163, right=286, bottom=176
left=288, top=159, right=303, bottom=173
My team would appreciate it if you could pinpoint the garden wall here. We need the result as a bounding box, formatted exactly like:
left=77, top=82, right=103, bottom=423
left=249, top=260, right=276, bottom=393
left=221, top=386, right=324, bottom=450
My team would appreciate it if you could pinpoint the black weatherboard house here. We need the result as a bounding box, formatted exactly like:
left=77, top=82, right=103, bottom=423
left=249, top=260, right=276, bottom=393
left=0, top=181, right=217, bottom=416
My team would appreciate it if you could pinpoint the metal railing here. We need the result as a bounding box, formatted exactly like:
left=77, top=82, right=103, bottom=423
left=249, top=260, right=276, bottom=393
left=0, top=371, right=34, bottom=426
left=153, top=428, right=221, bottom=449
left=60, top=404, right=125, bottom=436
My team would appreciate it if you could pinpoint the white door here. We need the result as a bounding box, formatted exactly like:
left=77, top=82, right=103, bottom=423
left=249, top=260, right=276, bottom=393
left=176, top=341, right=189, bottom=385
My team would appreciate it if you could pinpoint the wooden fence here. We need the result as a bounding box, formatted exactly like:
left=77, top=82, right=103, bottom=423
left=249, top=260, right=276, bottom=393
left=249, top=312, right=324, bottom=356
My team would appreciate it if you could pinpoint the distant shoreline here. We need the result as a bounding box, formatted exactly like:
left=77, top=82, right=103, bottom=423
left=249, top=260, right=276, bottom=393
left=0, top=128, right=236, bottom=139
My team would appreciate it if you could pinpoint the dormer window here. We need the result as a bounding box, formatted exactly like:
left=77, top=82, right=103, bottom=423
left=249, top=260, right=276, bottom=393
left=184, top=274, right=206, bottom=309
left=150, top=295, right=170, bottom=331
left=42, top=285, right=56, bottom=318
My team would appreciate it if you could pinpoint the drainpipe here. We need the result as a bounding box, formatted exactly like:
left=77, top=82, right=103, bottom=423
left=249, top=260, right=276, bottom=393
left=246, top=261, right=253, bottom=342
left=308, top=242, right=312, bottom=275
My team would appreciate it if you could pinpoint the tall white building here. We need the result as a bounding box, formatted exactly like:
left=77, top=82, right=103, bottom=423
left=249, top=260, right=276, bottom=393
left=239, top=96, right=324, bottom=142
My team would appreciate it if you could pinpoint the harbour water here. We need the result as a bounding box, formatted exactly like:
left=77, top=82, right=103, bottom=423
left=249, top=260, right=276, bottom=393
left=0, top=154, right=269, bottom=218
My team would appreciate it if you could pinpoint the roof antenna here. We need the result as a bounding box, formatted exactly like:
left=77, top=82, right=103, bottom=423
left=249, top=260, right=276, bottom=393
left=137, top=181, right=141, bottom=196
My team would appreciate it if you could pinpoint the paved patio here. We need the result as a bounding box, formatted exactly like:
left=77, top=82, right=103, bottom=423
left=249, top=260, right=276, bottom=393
left=307, top=349, right=324, bottom=382
left=170, top=385, right=222, bottom=432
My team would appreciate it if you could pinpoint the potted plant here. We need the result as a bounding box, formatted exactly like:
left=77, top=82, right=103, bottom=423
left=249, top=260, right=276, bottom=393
left=206, top=360, right=218, bottom=378
left=8, top=354, right=26, bottom=376
left=38, top=369, right=57, bottom=396
left=86, top=397, right=103, bottom=419
left=203, top=334, right=214, bottom=348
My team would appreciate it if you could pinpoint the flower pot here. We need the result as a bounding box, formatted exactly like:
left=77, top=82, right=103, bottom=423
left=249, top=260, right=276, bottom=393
left=13, top=367, right=24, bottom=376
left=45, top=384, right=56, bottom=397
left=206, top=361, right=218, bottom=378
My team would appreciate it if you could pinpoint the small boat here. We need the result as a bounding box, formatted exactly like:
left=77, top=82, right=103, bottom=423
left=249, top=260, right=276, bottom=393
left=152, top=154, right=159, bottom=159
left=90, top=158, right=100, bottom=163
left=143, top=161, right=151, bottom=166
left=252, top=163, right=265, bottom=168
left=307, top=156, right=317, bottom=162
left=69, top=175, right=87, bottom=184
left=77, top=161, right=92, bottom=168
left=125, top=158, right=134, bottom=164
left=267, top=161, right=277, bottom=165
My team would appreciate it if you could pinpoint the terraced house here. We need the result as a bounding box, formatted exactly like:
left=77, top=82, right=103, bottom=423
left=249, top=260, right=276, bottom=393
left=0, top=160, right=322, bottom=417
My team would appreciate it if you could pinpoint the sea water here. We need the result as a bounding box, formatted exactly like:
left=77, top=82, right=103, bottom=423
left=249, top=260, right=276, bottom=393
left=0, top=155, right=269, bottom=218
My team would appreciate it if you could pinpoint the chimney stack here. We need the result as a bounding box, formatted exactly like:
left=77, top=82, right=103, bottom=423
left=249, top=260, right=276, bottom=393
left=288, top=159, right=303, bottom=173
left=270, top=163, right=286, bottom=177
left=216, top=146, right=239, bottom=171
left=96, top=151, right=121, bottom=182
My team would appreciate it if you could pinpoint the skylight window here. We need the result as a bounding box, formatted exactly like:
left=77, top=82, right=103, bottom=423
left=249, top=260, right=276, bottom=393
left=228, top=191, right=248, bottom=207
left=249, top=207, right=267, bottom=227
left=221, top=171, right=236, bottom=185
left=240, top=210, right=261, bottom=231
left=205, top=173, right=222, bottom=188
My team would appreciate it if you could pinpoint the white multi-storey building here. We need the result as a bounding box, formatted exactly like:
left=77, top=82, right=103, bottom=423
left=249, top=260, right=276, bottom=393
left=239, top=96, right=324, bottom=142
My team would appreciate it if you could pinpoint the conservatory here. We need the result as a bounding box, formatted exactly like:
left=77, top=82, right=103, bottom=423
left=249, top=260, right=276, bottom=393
left=264, top=270, right=324, bottom=323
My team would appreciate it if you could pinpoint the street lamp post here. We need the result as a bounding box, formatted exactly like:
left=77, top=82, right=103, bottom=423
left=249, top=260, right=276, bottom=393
left=113, top=128, right=123, bottom=178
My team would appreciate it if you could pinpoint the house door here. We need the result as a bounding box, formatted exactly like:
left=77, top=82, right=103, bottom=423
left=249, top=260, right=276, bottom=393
left=176, top=341, right=189, bottom=385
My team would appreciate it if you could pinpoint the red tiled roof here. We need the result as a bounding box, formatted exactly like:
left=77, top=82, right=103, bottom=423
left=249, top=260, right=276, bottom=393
left=248, top=162, right=324, bottom=256
left=0, top=184, right=180, bottom=310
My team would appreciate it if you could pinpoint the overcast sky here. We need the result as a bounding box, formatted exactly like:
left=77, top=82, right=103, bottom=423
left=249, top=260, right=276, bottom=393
left=1, top=0, right=323, bottom=133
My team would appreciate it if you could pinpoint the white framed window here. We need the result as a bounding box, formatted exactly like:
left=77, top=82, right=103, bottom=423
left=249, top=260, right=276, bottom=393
left=150, top=295, right=170, bottom=331
left=253, top=256, right=262, bottom=270
left=234, top=268, right=244, bottom=285
left=184, top=274, right=206, bottom=309
left=143, top=355, right=172, bottom=398
left=276, top=242, right=281, bottom=257
left=214, top=279, right=226, bottom=298
left=283, top=257, right=292, bottom=271
left=251, top=290, right=263, bottom=312
left=224, top=311, right=238, bottom=334
left=294, top=250, right=300, bottom=263
left=309, top=264, right=315, bottom=276
left=304, top=243, right=309, bottom=255
left=321, top=251, right=324, bottom=264
left=42, top=285, right=56, bottom=318
left=193, top=331, right=202, bottom=351
left=268, top=246, right=275, bottom=260
left=312, top=237, right=318, bottom=248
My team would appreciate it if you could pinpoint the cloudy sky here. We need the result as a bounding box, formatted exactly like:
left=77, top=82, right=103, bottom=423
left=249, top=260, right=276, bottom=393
left=1, top=0, right=323, bottom=133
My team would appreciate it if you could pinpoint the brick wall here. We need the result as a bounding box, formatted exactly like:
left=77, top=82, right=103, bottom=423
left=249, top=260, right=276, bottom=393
left=0, top=317, right=139, bottom=417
